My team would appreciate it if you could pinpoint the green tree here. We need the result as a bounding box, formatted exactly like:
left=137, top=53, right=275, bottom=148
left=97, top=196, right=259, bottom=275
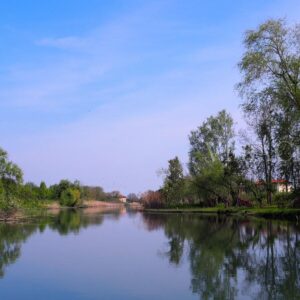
left=39, top=181, right=49, bottom=200
left=238, top=19, right=300, bottom=112
left=59, top=188, right=81, bottom=207
left=20, top=182, right=40, bottom=200
left=81, top=185, right=106, bottom=201
left=238, top=19, right=300, bottom=193
left=0, top=148, right=23, bottom=209
left=192, top=158, right=227, bottom=206
left=276, top=106, right=300, bottom=191
left=189, top=110, right=234, bottom=175
left=188, top=111, right=239, bottom=206
left=241, top=91, right=278, bottom=204
left=162, top=157, right=185, bottom=206
left=49, top=179, right=80, bottom=200
left=223, top=152, right=247, bottom=206
left=0, top=148, right=23, bottom=186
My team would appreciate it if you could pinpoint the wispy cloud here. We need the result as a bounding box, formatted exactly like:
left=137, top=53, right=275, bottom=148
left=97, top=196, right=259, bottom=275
left=0, top=0, right=243, bottom=193
left=2, top=0, right=299, bottom=192
left=36, top=36, right=86, bottom=50
left=1, top=3, right=178, bottom=110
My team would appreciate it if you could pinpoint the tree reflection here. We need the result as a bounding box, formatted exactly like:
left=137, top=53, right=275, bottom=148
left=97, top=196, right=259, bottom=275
left=48, top=209, right=104, bottom=235
left=0, top=223, right=38, bottom=278
left=0, top=208, right=123, bottom=278
left=142, top=213, right=300, bottom=299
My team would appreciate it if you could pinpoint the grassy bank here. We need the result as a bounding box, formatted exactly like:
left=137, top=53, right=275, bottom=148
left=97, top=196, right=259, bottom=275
left=144, top=206, right=300, bottom=221
left=0, top=199, right=127, bottom=222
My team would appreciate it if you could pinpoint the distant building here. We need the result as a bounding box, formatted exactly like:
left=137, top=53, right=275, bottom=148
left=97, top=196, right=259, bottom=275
left=272, top=180, right=293, bottom=193
left=118, top=195, right=127, bottom=203
left=256, top=179, right=293, bottom=193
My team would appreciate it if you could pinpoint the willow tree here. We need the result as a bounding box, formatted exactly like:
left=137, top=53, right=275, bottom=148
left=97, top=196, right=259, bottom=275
left=238, top=19, right=300, bottom=196
left=0, top=148, right=23, bottom=208
left=238, top=19, right=300, bottom=111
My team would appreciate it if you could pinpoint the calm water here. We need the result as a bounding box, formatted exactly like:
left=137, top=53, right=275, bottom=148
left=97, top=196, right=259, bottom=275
left=0, top=209, right=300, bottom=299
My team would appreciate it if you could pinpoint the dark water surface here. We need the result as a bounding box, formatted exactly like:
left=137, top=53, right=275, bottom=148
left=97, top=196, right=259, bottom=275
left=0, top=208, right=300, bottom=299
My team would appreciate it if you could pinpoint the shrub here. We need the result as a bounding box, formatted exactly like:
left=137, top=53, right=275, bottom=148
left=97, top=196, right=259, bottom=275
left=236, top=198, right=253, bottom=207
left=141, top=190, right=164, bottom=209
left=273, top=192, right=292, bottom=208
left=59, top=188, right=81, bottom=207
left=0, top=193, right=20, bottom=211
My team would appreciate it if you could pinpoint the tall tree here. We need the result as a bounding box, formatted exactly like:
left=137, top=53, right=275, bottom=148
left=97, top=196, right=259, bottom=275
left=238, top=19, right=300, bottom=112
left=188, top=110, right=235, bottom=176
left=242, top=91, right=278, bottom=204
left=238, top=19, right=300, bottom=196
left=188, top=111, right=243, bottom=206
left=0, top=148, right=23, bottom=185
left=0, top=148, right=23, bottom=204
left=162, top=157, right=185, bottom=206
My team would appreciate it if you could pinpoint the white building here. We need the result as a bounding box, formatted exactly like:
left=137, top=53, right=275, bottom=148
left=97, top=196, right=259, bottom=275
left=272, top=180, right=293, bottom=193
left=118, top=195, right=127, bottom=203
left=256, top=179, right=293, bottom=193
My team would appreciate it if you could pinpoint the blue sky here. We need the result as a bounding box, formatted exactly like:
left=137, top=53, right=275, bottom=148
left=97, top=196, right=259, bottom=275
left=1, top=0, right=300, bottom=194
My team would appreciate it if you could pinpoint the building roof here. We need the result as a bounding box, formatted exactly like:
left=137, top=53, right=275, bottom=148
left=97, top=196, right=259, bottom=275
left=256, top=179, right=289, bottom=185
left=271, top=179, right=287, bottom=184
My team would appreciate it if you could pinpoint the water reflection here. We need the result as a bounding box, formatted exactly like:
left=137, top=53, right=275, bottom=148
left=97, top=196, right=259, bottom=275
left=48, top=209, right=105, bottom=235
left=0, top=207, right=124, bottom=278
left=1, top=210, right=300, bottom=299
left=142, top=213, right=300, bottom=299
left=0, top=223, right=37, bottom=278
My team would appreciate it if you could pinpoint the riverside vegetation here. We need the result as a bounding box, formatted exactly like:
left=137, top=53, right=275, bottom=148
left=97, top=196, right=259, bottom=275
left=141, top=19, right=300, bottom=216
left=0, top=147, right=125, bottom=215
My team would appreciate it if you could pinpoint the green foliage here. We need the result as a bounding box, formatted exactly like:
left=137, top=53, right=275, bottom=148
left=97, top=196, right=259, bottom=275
left=49, top=179, right=73, bottom=200
left=162, top=157, right=185, bottom=206
left=19, top=182, right=40, bottom=200
left=81, top=185, right=106, bottom=201
left=189, top=110, right=234, bottom=175
left=0, top=148, right=23, bottom=210
left=0, top=147, right=112, bottom=211
left=186, top=111, right=242, bottom=207
left=59, top=188, right=81, bottom=207
left=238, top=18, right=300, bottom=194
left=39, top=181, right=49, bottom=200
left=192, top=158, right=226, bottom=206
left=273, top=192, right=293, bottom=208
left=0, top=193, right=19, bottom=211
left=238, top=19, right=300, bottom=111
left=0, top=148, right=23, bottom=185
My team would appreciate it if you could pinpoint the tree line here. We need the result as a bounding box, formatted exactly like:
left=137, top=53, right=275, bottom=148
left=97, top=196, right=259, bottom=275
left=0, top=148, right=125, bottom=210
left=142, top=19, right=300, bottom=209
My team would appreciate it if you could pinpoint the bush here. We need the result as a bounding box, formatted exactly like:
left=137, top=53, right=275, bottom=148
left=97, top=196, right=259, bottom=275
left=59, top=188, right=81, bottom=207
left=288, top=189, right=300, bottom=208
left=273, top=192, right=292, bottom=208
left=0, top=193, right=20, bottom=211
left=141, top=190, right=164, bottom=209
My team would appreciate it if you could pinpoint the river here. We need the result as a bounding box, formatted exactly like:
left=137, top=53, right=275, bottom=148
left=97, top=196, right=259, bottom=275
left=0, top=208, right=299, bottom=299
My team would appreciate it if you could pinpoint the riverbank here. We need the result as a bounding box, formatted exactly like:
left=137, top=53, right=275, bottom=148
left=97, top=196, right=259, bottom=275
left=45, top=200, right=125, bottom=210
left=0, top=200, right=128, bottom=223
left=144, top=206, right=300, bottom=221
left=3, top=201, right=299, bottom=222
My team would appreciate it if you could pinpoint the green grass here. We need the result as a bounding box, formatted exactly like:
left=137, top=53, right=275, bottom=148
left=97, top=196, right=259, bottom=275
left=144, top=206, right=300, bottom=220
